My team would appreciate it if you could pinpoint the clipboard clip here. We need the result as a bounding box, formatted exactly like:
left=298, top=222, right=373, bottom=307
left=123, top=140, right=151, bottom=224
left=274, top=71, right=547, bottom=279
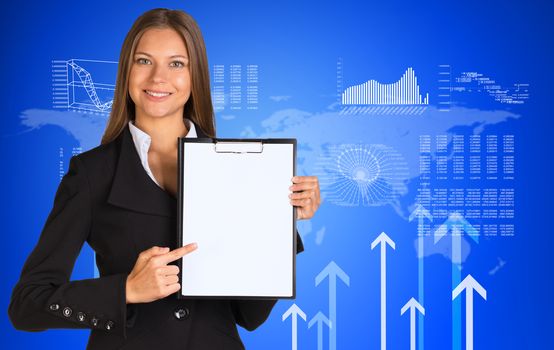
left=214, top=141, right=264, bottom=154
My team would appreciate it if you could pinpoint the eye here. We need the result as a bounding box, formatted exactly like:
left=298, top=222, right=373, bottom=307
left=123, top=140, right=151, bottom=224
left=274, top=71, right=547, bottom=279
left=169, top=60, right=186, bottom=68
left=136, top=57, right=151, bottom=65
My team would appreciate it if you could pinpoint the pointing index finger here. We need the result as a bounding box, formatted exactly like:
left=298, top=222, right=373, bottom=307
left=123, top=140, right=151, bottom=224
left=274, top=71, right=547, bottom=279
left=159, top=243, right=198, bottom=265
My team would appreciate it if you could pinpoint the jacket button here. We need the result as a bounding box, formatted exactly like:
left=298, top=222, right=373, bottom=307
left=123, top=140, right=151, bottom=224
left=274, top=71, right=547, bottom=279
left=105, top=320, right=115, bottom=331
left=77, top=312, right=86, bottom=322
left=49, top=304, right=60, bottom=311
left=91, top=317, right=99, bottom=327
left=174, top=307, right=190, bottom=320
left=62, top=307, right=72, bottom=317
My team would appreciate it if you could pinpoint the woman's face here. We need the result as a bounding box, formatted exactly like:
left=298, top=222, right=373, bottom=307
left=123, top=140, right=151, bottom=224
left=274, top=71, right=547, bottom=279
left=128, top=27, right=191, bottom=121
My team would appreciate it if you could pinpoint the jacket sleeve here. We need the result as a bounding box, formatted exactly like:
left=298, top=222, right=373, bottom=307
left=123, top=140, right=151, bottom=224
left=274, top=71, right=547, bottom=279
left=8, top=155, right=130, bottom=338
left=231, top=229, right=305, bottom=331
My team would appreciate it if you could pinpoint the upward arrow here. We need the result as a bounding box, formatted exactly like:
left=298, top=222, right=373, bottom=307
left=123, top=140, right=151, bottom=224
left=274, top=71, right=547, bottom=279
left=401, top=298, right=425, bottom=350
left=434, top=212, right=479, bottom=350
left=308, top=311, right=332, bottom=350
left=434, top=212, right=478, bottom=246
left=315, top=261, right=350, bottom=286
left=409, top=204, right=433, bottom=223
left=371, top=232, right=396, bottom=350
left=409, top=204, right=432, bottom=350
left=452, top=274, right=487, bottom=300
left=401, top=297, right=425, bottom=316
left=452, top=275, right=487, bottom=350
left=315, top=261, right=349, bottom=350
left=282, top=303, right=307, bottom=350
left=371, top=232, right=396, bottom=251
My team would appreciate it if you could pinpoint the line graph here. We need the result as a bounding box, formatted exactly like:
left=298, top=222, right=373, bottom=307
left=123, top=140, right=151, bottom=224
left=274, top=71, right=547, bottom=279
left=52, top=58, right=117, bottom=114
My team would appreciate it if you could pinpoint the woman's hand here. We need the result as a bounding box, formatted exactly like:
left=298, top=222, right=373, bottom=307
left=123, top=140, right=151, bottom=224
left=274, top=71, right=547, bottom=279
left=289, top=176, right=321, bottom=220
left=126, top=244, right=197, bottom=304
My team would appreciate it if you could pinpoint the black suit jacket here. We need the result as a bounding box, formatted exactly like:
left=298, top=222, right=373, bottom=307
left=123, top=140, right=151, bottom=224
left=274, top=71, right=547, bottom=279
left=8, top=122, right=304, bottom=349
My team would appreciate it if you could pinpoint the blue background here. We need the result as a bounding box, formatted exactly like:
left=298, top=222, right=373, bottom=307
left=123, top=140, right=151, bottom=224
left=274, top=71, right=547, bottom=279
left=1, top=0, right=553, bottom=349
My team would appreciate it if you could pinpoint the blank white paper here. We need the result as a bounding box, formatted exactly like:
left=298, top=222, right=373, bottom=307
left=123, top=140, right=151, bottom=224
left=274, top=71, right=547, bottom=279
left=179, top=141, right=295, bottom=298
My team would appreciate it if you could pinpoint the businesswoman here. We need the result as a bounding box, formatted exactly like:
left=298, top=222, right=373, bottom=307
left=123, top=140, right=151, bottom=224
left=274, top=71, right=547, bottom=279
left=8, top=8, right=321, bottom=350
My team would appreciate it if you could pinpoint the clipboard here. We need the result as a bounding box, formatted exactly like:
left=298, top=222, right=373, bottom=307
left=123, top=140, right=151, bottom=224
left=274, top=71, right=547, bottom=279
left=176, top=137, right=297, bottom=299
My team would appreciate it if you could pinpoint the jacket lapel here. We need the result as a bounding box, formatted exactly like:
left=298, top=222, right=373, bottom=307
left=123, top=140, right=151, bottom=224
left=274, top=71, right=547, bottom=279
left=107, top=120, right=208, bottom=217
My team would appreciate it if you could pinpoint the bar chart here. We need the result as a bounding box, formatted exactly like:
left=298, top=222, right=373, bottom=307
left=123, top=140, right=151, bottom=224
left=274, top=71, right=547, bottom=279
left=342, top=67, right=429, bottom=106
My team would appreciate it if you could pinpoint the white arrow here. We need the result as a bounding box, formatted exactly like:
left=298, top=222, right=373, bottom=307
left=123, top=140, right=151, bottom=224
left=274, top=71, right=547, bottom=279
left=435, top=212, right=479, bottom=350
left=401, top=298, right=425, bottom=350
left=282, top=303, right=307, bottom=350
left=452, top=275, right=487, bottom=350
left=409, top=204, right=432, bottom=350
left=308, top=311, right=332, bottom=350
left=315, top=261, right=350, bottom=350
left=371, top=232, right=396, bottom=350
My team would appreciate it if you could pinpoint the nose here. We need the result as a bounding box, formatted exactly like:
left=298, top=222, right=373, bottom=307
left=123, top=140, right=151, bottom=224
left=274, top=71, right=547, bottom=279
left=150, top=63, right=169, bottom=84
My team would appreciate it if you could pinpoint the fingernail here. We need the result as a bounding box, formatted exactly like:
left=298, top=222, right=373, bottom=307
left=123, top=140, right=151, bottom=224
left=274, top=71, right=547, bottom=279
left=161, top=247, right=170, bottom=252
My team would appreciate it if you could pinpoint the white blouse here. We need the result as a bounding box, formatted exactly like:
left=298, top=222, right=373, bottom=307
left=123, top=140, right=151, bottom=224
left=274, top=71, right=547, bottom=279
left=127, top=119, right=197, bottom=187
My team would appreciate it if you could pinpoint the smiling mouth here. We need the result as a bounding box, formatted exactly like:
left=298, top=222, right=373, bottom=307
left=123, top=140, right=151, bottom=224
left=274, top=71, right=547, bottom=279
left=144, top=90, right=172, bottom=97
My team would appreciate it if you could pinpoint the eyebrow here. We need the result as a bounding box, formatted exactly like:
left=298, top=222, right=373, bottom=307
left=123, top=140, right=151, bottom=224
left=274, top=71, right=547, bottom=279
left=134, top=51, right=189, bottom=59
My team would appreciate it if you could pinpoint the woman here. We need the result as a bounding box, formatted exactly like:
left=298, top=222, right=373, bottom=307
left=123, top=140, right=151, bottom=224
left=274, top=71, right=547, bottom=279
left=8, top=8, right=321, bottom=350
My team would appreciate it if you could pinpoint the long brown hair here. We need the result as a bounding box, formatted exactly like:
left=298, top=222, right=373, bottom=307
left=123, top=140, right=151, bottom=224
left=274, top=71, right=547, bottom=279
left=101, top=8, right=215, bottom=144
